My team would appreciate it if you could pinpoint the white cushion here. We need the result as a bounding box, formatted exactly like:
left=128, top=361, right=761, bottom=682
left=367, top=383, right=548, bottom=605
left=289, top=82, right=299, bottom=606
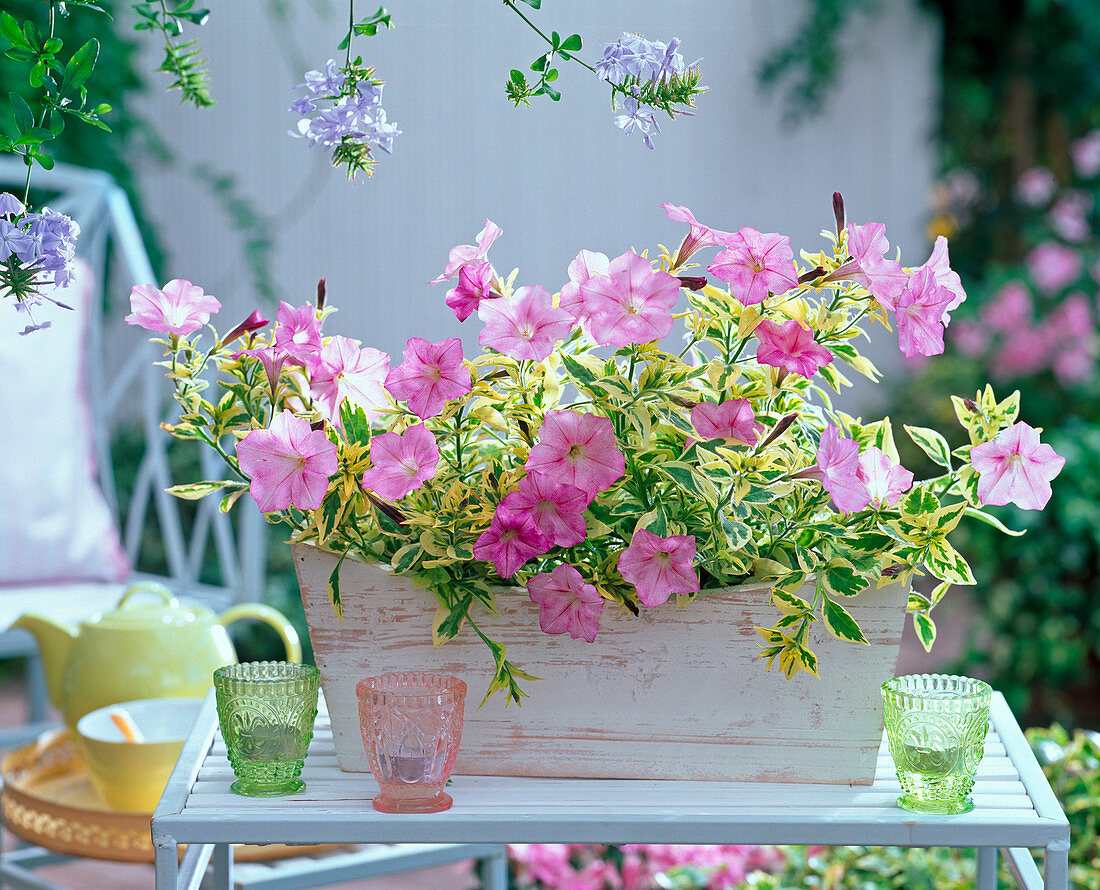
left=0, top=261, right=129, bottom=586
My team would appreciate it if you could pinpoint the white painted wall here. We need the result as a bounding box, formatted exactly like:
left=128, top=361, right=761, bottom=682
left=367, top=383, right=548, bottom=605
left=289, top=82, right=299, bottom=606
left=130, top=0, right=939, bottom=409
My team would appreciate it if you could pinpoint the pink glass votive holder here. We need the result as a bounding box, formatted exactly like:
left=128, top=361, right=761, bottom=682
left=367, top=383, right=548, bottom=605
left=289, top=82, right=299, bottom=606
left=356, top=672, right=466, bottom=814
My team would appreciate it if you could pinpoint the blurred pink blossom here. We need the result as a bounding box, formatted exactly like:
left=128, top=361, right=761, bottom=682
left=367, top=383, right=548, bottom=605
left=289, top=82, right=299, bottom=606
left=815, top=426, right=872, bottom=513
left=980, top=281, right=1032, bottom=330
left=690, top=399, right=763, bottom=446
left=125, top=279, right=221, bottom=336
left=857, top=446, right=913, bottom=507
left=1071, top=129, right=1100, bottom=179
left=430, top=219, right=502, bottom=284
left=1014, top=166, right=1058, bottom=207
left=478, top=283, right=574, bottom=361
left=835, top=222, right=908, bottom=310
left=1025, top=241, right=1082, bottom=294
left=918, top=235, right=967, bottom=324
left=894, top=266, right=956, bottom=357
left=991, top=328, right=1053, bottom=379
left=1049, top=190, right=1094, bottom=243
left=951, top=319, right=991, bottom=357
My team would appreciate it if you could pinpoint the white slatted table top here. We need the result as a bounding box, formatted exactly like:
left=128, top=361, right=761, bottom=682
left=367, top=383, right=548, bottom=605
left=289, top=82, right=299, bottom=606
left=152, top=691, right=1069, bottom=852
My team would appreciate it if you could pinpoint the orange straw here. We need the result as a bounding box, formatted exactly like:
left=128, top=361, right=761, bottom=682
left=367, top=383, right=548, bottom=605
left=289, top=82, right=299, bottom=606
left=109, top=708, right=145, bottom=743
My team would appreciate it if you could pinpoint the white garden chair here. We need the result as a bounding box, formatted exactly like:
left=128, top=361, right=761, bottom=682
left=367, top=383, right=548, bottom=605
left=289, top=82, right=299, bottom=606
left=0, top=158, right=506, bottom=890
left=0, top=157, right=267, bottom=749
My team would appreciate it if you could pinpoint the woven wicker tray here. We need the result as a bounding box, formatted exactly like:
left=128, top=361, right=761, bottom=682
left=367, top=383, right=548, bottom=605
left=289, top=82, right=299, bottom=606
left=1, top=729, right=337, bottom=864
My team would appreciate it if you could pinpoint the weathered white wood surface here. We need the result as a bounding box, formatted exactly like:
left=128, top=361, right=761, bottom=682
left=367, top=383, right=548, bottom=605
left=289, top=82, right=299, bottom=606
left=293, top=544, right=909, bottom=783
left=152, top=692, right=1069, bottom=865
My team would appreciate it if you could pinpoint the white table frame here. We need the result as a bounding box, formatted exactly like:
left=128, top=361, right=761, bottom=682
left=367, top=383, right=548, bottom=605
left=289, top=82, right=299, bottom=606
left=151, top=691, right=1070, bottom=890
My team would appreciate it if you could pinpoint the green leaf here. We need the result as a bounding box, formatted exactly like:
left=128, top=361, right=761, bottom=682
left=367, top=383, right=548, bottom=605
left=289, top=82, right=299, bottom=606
left=339, top=401, right=370, bottom=445
left=327, top=551, right=348, bottom=622
left=165, top=480, right=246, bottom=500
left=904, top=425, right=952, bottom=469
left=9, top=91, right=33, bottom=131
left=907, top=592, right=932, bottom=612
left=542, top=83, right=561, bottom=101
left=913, top=612, right=937, bottom=652
left=963, top=505, right=1025, bottom=537
left=517, top=0, right=541, bottom=7
left=822, top=563, right=866, bottom=597
left=64, top=38, right=100, bottom=91
left=772, top=587, right=812, bottom=616
left=530, top=53, right=547, bottom=72
left=560, top=33, right=582, bottom=51
left=822, top=596, right=869, bottom=644
left=560, top=352, right=598, bottom=386
left=550, top=30, right=560, bottom=49
left=509, top=68, right=525, bottom=86
left=0, top=13, right=31, bottom=49
left=925, top=538, right=976, bottom=585
left=219, top=488, right=247, bottom=513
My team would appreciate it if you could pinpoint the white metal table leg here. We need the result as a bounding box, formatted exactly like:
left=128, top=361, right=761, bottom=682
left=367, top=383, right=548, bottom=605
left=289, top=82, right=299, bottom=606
left=977, top=846, right=998, bottom=890
left=1044, top=839, right=1070, bottom=890
left=212, top=844, right=233, bottom=890
left=482, top=846, right=508, bottom=890
left=154, top=839, right=180, bottom=890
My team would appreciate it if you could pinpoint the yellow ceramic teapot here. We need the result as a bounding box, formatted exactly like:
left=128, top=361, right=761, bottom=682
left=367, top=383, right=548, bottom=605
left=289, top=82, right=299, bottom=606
left=12, top=582, right=303, bottom=727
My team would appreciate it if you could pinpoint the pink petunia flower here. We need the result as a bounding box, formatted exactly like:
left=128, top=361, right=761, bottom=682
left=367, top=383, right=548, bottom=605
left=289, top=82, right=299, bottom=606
left=814, top=426, right=872, bottom=513
left=527, top=564, right=605, bottom=642
left=754, top=318, right=834, bottom=378
left=472, top=506, right=549, bottom=578
left=893, top=266, right=957, bottom=358
left=501, top=473, right=588, bottom=547
left=236, top=409, right=337, bottom=512
left=360, top=423, right=440, bottom=501
left=1026, top=241, right=1082, bottom=295
left=233, top=345, right=301, bottom=398
left=707, top=227, right=798, bottom=305
left=220, top=309, right=269, bottom=346
left=690, top=399, right=763, bottom=446
left=970, top=421, right=1065, bottom=510
left=309, top=335, right=390, bottom=424
left=825, top=223, right=908, bottom=310
left=558, top=249, right=610, bottom=339
left=525, top=410, right=626, bottom=499
left=918, top=236, right=967, bottom=324
left=856, top=446, right=913, bottom=507
left=618, top=529, right=699, bottom=607
left=274, top=301, right=323, bottom=366
left=384, top=337, right=472, bottom=419
left=125, top=279, right=221, bottom=335
left=445, top=260, right=495, bottom=321
left=430, top=219, right=502, bottom=285
left=662, top=202, right=733, bottom=266
left=478, top=284, right=574, bottom=361
left=575, top=250, right=682, bottom=347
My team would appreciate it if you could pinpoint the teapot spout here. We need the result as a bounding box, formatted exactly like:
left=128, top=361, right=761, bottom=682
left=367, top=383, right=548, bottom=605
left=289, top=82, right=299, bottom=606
left=11, top=613, right=77, bottom=712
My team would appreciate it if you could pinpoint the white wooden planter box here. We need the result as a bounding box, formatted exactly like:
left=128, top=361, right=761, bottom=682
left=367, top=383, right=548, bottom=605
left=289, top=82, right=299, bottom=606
left=292, top=543, right=908, bottom=784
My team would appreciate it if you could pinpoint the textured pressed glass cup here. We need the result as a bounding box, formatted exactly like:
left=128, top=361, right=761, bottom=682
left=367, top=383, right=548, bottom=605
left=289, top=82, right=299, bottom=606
left=882, top=673, right=992, bottom=814
left=213, top=661, right=320, bottom=797
left=356, top=672, right=466, bottom=814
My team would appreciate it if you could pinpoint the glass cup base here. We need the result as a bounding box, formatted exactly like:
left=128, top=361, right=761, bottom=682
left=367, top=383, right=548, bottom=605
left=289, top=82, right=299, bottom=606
left=231, top=778, right=305, bottom=797
left=896, top=793, right=974, bottom=815
left=372, top=791, right=453, bottom=814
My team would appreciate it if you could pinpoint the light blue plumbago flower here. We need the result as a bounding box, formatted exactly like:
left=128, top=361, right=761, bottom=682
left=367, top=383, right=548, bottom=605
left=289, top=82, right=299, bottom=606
left=596, top=33, right=703, bottom=149
left=290, top=60, right=400, bottom=179
left=0, top=218, right=33, bottom=259
left=613, top=97, right=661, bottom=150
left=0, top=192, right=25, bottom=217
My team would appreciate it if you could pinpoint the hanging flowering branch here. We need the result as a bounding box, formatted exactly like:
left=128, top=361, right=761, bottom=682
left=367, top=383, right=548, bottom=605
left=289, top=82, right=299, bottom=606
left=501, top=0, right=706, bottom=148
left=289, top=4, right=400, bottom=180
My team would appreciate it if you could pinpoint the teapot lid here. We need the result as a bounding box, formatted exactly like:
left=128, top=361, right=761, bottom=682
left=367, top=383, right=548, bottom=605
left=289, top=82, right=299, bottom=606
left=91, top=583, right=207, bottom=630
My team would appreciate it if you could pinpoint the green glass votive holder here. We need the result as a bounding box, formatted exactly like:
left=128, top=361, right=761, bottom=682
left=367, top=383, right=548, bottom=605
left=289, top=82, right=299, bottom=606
left=213, top=661, right=320, bottom=797
left=882, top=673, right=992, bottom=815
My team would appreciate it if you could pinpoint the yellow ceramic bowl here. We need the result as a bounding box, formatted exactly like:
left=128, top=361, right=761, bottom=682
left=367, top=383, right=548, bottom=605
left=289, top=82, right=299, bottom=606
left=76, top=698, right=204, bottom=812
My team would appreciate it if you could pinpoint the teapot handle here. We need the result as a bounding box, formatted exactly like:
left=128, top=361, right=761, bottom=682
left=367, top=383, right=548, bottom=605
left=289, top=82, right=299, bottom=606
left=217, top=604, right=303, bottom=664
left=116, top=582, right=176, bottom=609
